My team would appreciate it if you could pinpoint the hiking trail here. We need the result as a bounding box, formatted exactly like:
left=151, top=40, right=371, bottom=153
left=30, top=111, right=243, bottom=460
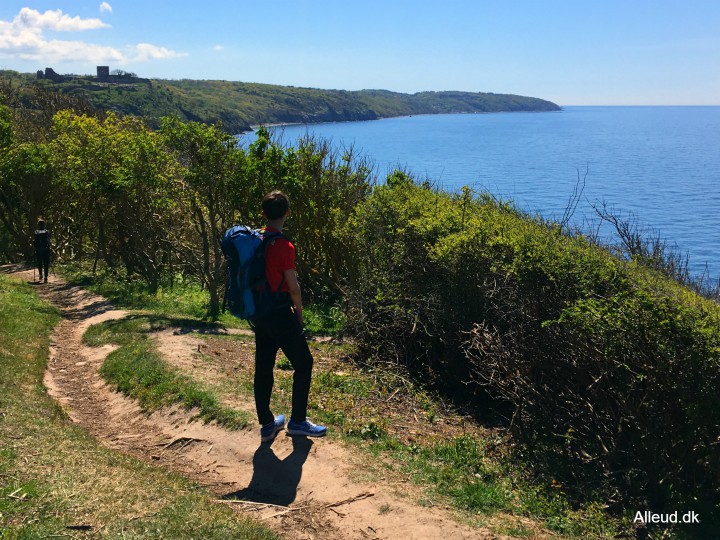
left=12, top=269, right=518, bottom=540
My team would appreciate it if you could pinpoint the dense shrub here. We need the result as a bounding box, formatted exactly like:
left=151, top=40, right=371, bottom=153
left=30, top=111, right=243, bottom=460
left=248, top=129, right=374, bottom=302
left=345, top=179, right=720, bottom=531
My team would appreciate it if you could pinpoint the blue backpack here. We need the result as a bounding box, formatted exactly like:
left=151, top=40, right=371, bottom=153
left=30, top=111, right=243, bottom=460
left=221, top=226, right=285, bottom=320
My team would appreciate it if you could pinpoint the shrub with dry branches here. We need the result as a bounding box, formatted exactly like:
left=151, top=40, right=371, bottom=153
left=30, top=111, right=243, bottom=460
left=346, top=178, right=720, bottom=532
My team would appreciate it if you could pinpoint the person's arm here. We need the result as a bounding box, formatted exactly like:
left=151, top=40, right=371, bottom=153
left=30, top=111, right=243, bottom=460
left=283, top=268, right=303, bottom=325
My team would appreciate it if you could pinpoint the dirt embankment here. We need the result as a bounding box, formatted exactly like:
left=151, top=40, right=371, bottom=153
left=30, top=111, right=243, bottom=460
left=9, top=269, right=510, bottom=540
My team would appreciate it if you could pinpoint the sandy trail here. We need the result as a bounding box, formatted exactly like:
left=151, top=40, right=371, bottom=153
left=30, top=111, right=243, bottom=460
left=10, top=269, right=502, bottom=540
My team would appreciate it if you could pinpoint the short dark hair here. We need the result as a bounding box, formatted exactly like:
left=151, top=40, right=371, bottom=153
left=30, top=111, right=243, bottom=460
left=37, top=219, right=45, bottom=229
left=261, top=191, right=289, bottom=220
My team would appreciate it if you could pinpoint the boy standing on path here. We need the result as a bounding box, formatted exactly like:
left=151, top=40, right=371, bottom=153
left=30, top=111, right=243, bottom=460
left=253, top=191, right=327, bottom=442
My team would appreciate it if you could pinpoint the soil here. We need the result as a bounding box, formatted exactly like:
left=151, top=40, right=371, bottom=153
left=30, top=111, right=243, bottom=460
left=9, top=269, right=518, bottom=540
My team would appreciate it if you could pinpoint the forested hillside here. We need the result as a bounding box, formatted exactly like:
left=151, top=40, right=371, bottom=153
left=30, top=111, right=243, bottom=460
left=0, top=70, right=560, bottom=134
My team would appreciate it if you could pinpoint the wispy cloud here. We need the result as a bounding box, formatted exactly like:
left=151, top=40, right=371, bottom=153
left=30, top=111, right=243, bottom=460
left=0, top=8, right=185, bottom=65
left=213, top=45, right=224, bottom=51
left=99, top=2, right=113, bottom=14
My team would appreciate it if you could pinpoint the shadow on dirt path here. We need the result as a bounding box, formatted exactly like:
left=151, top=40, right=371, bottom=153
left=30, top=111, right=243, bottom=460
left=225, top=437, right=313, bottom=507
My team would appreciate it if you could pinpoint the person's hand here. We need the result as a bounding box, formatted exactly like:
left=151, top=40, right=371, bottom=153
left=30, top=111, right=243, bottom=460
left=291, top=305, right=303, bottom=326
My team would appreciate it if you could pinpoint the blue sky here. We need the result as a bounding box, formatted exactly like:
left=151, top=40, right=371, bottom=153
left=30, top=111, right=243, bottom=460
left=0, top=1, right=718, bottom=105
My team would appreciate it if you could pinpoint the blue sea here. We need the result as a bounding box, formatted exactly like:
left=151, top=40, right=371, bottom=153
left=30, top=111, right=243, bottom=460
left=244, top=107, right=720, bottom=278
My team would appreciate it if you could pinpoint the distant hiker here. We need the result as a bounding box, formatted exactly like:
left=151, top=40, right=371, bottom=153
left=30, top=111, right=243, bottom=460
left=33, top=219, right=51, bottom=284
left=253, top=191, right=326, bottom=442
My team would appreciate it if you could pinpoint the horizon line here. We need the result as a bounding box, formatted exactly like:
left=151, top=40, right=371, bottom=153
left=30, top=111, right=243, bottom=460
left=560, top=103, right=720, bottom=107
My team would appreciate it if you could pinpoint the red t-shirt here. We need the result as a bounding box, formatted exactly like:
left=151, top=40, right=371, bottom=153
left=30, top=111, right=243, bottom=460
left=263, top=227, right=295, bottom=293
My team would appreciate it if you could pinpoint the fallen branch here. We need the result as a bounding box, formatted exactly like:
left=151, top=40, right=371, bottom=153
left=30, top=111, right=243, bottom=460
left=261, top=492, right=375, bottom=520
left=161, top=437, right=205, bottom=450
left=261, top=503, right=316, bottom=520
left=326, top=492, right=374, bottom=508
left=216, top=499, right=290, bottom=511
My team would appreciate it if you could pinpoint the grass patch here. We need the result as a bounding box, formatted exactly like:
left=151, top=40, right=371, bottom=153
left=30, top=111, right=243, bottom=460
left=85, top=314, right=251, bottom=430
left=0, top=274, right=276, bottom=539
left=358, top=435, right=627, bottom=538
left=63, top=262, right=217, bottom=320
left=303, top=303, right=346, bottom=335
left=62, top=261, right=345, bottom=335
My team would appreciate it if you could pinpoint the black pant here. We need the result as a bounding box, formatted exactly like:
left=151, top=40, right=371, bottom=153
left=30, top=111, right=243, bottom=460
left=36, top=250, right=50, bottom=279
left=253, top=308, right=314, bottom=426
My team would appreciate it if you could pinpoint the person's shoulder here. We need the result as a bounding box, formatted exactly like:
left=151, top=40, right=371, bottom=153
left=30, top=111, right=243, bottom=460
left=271, top=236, right=294, bottom=250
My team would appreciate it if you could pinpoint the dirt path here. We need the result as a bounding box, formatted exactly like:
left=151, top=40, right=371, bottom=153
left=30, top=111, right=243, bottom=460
left=11, top=269, right=504, bottom=540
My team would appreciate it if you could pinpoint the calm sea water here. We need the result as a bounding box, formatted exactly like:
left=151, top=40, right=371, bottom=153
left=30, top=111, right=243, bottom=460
left=245, top=107, right=720, bottom=278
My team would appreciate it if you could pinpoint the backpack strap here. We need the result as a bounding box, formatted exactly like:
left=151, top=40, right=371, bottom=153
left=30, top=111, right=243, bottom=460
left=258, top=231, right=288, bottom=294
left=274, top=271, right=287, bottom=294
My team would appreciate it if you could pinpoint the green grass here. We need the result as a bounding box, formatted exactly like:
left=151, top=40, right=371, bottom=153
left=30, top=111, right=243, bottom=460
left=0, top=274, right=276, bottom=539
left=303, top=303, right=346, bottom=335
left=84, top=314, right=251, bottom=430
left=62, top=261, right=344, bottom=335
left=352, top=435, right=627, bottom=538
left=63, top=262, right=230, bottom=322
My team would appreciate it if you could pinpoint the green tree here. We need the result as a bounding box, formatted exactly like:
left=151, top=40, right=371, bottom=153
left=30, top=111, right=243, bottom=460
left=49, top=111, right=178, bottom=289
left=50, top=111, right=122, bottom=265
left=160, top=117, right=248, bottom=318
left=278, top=136, right=373, bottom=299
left=0, top=105, right=53, bottom=258
left=107, top=115, right=179, bottom=290
left=245, top=128, right=374, bottom=300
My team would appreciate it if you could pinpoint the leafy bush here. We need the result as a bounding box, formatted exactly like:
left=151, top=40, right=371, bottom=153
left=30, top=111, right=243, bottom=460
left=345, top=179, right=720, bottom=533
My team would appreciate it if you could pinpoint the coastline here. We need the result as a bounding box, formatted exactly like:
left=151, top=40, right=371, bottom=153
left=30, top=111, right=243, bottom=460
left=244, top=108, right=565, bottom=135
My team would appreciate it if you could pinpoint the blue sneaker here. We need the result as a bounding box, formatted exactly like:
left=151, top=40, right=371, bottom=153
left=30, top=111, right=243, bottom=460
left=286, top=418, right=327, bottom=437
left=260, top=414, right=285, bottom=442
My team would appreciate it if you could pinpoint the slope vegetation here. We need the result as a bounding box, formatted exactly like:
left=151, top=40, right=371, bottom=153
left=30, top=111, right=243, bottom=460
left=0, top=70, right=560, bottom=133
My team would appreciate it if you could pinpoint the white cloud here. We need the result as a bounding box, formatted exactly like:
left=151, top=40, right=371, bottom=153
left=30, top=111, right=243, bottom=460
left=212, top=45, right=224, bottom=51
left=33, top=39, right=124, bottom=64
left=99, top=3, right=113, bottom=14
left=15, top=7, right=108, bottom=31
left=0, top=8, right=185, bottom=66
left=132, top=43, right=187, bottom=62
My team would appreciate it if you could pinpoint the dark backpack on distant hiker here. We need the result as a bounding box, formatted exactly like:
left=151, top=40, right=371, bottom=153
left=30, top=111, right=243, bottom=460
left=34, top=229, right=50, bottom=253
left=221, top=226, right=287, bottom=320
